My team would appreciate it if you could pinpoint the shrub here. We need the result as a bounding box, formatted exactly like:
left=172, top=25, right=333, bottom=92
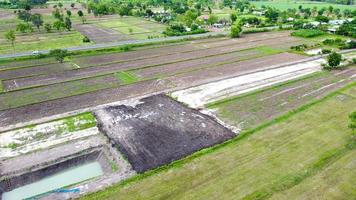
left=349, top=111, right=356, bottom=131
left=243, top=28, right=270, bottom=34
left=352, top=58, right=356, bottom=64
left=324, top=52, right=342, bottom=69
left=290, top=44, right=308, bottom=51
left=291, top=29, right=325, bottom=38
left=231, top=22, right=242, bottom=38
left=82, top=36, right=90, bottom=43
left=120, top=45, right=132, bottom=52
left=321, top=49, right=331, bottom=54
left=49, top=49, right=68, bottom=63
left=340, top=40, right=356, bottom=50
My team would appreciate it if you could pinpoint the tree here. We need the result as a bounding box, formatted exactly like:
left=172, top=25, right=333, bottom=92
left=16, top=23, right=33, bottom=33
left=64, top=17, right=72, bottom=31
left=17, top=10, right=32, bottom=23
left=77, top=10, right=86, bottom=24
left=326, top=52, right=342, bottom=68
left=52, top=8, right=63, bottom=21
left=66, top=10, right=72, bottom=17
left=207, top=14, right=218, bottom=25
left=231, top=22, right=242, bottom=38
left=230, top=13, right=237, bottom=23
left=44, top=23, right=52, bottom=32
left=53, top=20, right=64, bottom=31
left=31, top=13, right=43, bottom=31
left=265, top=8, right=279, bottom=22
left=183, top=9, right=198, bottom=27
left=315, top=15, right=329, bottom=24
left=70, top=3, right=75, bottom=8
left=50, top=49, right=68, bottom=63
left=5, top=30, right=16, bottom=51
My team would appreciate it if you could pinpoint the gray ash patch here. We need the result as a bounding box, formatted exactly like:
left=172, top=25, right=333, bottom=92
left=95, top=94, right=235, bottom=173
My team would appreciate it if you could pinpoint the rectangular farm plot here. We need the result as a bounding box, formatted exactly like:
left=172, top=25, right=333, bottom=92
left=134, top=49, right=265, bottom=79
left=74, top=24, right=132, bottom=43
left=95, top=94, right=236, bottom=173
left=0, top=62, right=75, bottom=81
left=0, top=74, right=119, bottom=110
left=97, top=16, right=167, bottom=40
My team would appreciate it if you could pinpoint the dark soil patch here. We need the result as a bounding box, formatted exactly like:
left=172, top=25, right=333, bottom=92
left=94, top=94, right=235, bottom=173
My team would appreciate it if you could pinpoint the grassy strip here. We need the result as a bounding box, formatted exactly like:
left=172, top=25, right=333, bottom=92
left=82, top=82, right=355, bottom=199
left=242, top=141, right=354, bottom=200
left=116, top=71, right=139, bottom=84
left=206, top=71, right=326, bottom=108
left=0, top=80, right=3, bottom=93
left=254, top=46, right=284, bottom=55
left=0, top=34, right=226, bottom=64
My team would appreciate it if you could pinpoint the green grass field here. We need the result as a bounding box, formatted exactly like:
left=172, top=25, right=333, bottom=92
left=251, top=0, right=355, bottom=11
left=0, top=31, right=90, bottom=54
left=81, top=83, right=355, bottom=200
left=97, top=16, right=167, bottom=40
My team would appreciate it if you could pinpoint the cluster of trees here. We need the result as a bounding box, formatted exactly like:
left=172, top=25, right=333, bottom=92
left=1, top=0, right=48, bottom=9
left=4, top=3, right=88, bottom=50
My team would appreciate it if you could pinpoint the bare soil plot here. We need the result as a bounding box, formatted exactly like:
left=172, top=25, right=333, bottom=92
left=74, top=24, right=132, bottom=43
left=72, top=43, right=202, bottom=67
left=95, top=94, right=235, bottom=173
left=0, top=9, right=15, bottom=20
left=167, top=52, right=306, bottom=88
left=194, top=31, right=294, bottom=48
left=0, top=62, right=74, bottom=81
left=0, top=58, right=56, bottom=71
left=209, top=68, right=356, bottom=130
left=134, top=49, right=263, bottom=79
left=72, top=31, right=295, bottom=67
left=6, top=36, right=300, bottom=89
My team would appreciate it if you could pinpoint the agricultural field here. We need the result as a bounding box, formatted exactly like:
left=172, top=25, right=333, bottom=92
left=0, top=4, right=167, bottom=53
left=0, top=3, right=92, bottom=54
left=96, top=16, right=167, bottom=40
left=0, top=24, right=355, bottom=199
left=81, top=84, right=356, bottom=200
left=251, top=0, right=355, bottom=11
left=0, top=31, right=312, bottom=129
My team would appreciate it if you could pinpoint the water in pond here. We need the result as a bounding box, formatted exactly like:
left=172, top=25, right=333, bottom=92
left=2, top=161, right=103, bottom=200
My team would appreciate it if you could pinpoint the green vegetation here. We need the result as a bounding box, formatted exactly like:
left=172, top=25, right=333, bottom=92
left=116, top=71, right=139, bottom=84
left=0, top=31, right=89, bottom=54
left=325, top=51, right=342, bottom=69
left=349, top=111, right=356, bottom=130
left=230, top=22, right=242, bottom=38
left=98, top=17, right=167, bottom=39
left=254, top=46, right=284, bottom=55
left=49, top=49, right=68, bottom=63
left=63, top=112, right=97, bottom=132
left=270, top=150, right=356, bottom=199
left=82, top=84, right=355, bottom=200
left=291, top=29, right=326, bottom=38
left=251, top=0, right=354, bottom=11
left=0, top=80, right=3, bottom=93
